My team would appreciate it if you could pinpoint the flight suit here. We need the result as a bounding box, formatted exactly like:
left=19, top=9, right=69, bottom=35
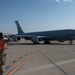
left=0, top=38, right=12, bottom=75
left=0, top=39, right=5, bottom=75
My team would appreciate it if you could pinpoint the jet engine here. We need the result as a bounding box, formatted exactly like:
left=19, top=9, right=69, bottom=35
left=11, top=35, right=21, bottom=42
left=31, top=37, right=42, bottom=44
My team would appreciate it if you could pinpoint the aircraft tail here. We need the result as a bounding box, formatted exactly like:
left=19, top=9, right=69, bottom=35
left=15, top=21, right=24, bottom=34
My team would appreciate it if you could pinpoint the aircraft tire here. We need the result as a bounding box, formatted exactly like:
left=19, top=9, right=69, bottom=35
left=69, top=40, right=72, bottom=45
left=44, top=41, right=51, bottom=44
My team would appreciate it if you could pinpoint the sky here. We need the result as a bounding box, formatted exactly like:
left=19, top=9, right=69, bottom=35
left=0, top=0, right=75, bottom=34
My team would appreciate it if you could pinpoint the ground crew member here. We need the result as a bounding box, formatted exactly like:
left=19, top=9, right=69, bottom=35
left=0, top=32, right=12, bottom=75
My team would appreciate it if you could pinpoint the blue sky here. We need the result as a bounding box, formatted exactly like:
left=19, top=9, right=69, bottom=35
left=0, top=0, right=75, bottom=34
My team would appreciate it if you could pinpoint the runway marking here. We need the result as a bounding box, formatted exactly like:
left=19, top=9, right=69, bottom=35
left=7, top=53, right=38, bottom=75
left=65, top=46, right=75, bottom=55
left=18, top=58, right=75, bottom=74
left=8, top=63, right=13, bottom=67
left=5, top=54, right=27, bottom=72
left=5, top=52, right=35, bottom=72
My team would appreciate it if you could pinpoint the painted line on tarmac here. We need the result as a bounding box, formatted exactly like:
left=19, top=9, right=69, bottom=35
left=7, top=53, right=38, bottom=75
left=5, top=54, right=28, bottom=72
left=18, top=58, right=75, bottom=74
left=65, top=46, right=75, bottom=55
left=5, top=52, right=35, bottom=72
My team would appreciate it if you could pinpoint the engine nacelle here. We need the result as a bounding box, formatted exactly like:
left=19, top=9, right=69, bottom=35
left=17, top=36, right=21, bottom=41
left=31, top=37, right=42, bottom=44
left=11, top=35, right=21, bottom=42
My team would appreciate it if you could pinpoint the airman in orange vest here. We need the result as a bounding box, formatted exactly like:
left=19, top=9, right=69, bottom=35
left=0, top=32, right=12, bottom=75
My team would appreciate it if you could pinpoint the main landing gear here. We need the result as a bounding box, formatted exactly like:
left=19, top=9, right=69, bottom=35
left=44, top=41, right=51, bottom=44
left=69, top=40, right=73, bottom=45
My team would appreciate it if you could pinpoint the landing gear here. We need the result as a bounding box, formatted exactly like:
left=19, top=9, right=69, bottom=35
left=33, top=42, right=40, bottom=44
left=69, top=40, right=72, bottom=45
left=44, top=41, right=51, bottom=44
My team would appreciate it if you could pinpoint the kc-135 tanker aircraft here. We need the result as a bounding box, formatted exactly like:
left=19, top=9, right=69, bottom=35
left=10, top=21, right=75, bottom=45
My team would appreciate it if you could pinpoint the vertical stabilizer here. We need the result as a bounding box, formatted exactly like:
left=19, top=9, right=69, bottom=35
left=15, top=21, right=24, bottom=34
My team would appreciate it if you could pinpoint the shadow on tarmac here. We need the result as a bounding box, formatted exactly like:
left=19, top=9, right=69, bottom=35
left=9, top=42, right=75, bottom=46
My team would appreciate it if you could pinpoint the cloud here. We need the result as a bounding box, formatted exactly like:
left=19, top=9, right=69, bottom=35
left=56, top=0, right=74, bottom=2
left=63, top=0, right=73, bottom=2
left=48, top=0, right=74, bottom=3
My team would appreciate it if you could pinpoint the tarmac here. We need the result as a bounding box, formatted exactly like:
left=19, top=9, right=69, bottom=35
left=4, top=40, right=75, bottom=75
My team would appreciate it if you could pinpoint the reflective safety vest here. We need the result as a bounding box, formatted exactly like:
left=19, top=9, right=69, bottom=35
left=0, top=39, right=4, bottom=51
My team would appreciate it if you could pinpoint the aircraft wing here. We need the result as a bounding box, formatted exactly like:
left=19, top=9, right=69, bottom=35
left=10, top=34, right=53, bottom=43
left=17, top=34, right=52, bottom=39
